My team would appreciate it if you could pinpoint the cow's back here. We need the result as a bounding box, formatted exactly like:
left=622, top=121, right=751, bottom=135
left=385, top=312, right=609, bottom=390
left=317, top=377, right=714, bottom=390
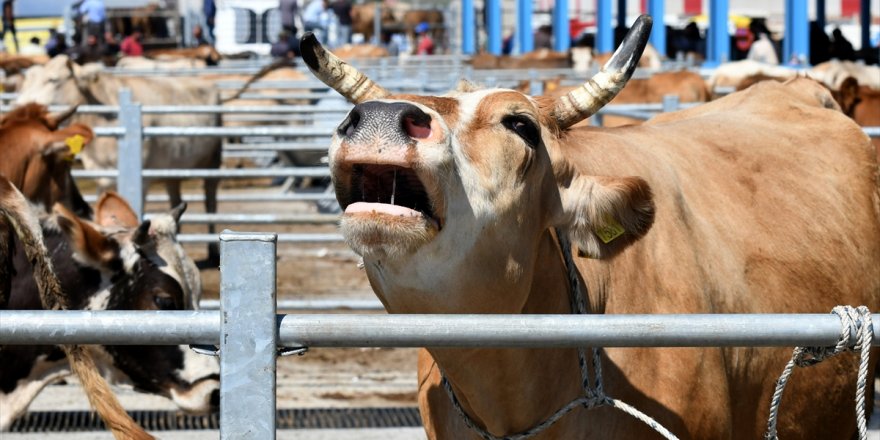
left=78, top=75, right=222, bottom=172
left=566, top=78, right=879, bottom=438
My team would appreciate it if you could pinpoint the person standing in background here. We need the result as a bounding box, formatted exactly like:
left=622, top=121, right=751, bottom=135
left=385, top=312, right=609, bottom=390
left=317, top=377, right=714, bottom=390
left=120, top=27, right=144, bottom=57
left=203, top=0, right=216, bottom=43
left=302, top=0, right=328, bottom=42
left=279, top=0, right=300, bottom=54
left=328, top=0, right=352, bottom=45
left=78, top=0, right=106, bottom=43
left=1, top=0, right=18, bottom=53
left=415, top=22, right=434, bottom=55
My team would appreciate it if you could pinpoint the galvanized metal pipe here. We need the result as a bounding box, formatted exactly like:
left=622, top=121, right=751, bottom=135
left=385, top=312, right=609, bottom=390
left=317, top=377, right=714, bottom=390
left=146, top=213, right=339, bottom=225
left=72, top=167, right=330, bottom=179
left=2, top=312, right=877, bottom=348
left=199, top=299, right=385, bottom=311
left=82, top=192, right=338, bottom=204
left=48, top=104, right=352, bottom=115
left=92, top=126, right=334, bottom=137
left=176, top=233, right=344, bottom=243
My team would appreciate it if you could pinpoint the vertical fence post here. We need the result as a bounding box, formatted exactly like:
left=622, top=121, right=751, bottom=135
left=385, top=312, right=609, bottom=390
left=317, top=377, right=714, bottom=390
left=117, top=88, right=143, bottom=219
left=372, top=0, right=381, bottom=45
left=220, top=231, right=278, bottom=440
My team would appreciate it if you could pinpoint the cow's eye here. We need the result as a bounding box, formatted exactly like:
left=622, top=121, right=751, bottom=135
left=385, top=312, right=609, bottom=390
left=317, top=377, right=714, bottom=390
left=153, top=294, right=177, bottom=310
left=502, top=115, right=540, bottom=148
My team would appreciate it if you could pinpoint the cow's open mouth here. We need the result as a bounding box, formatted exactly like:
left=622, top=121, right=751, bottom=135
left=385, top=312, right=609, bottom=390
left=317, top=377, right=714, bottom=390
left=343, top=164, right=441, bottom=230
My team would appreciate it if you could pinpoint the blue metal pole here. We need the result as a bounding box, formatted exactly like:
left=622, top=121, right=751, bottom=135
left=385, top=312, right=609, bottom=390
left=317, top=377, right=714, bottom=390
left=706, top=0, right=729, bottom=66
left=462, top=0, right=476, bottom=54
left=518, top=0, right=534, bottom=53
left=597, top=0, right=613, bottom=53
left=816, top=0, right=826, bottom=30
left=553, top=0, right=570, bottom=52
left=785, top=0, right=809, bottom=64
left=783, top=0, right=792, bottom=62
left=648, top=0, right=666, bottom=57
left=860, top=0, right=871, bottom=56
left=617, top=0, right=627, bottom=32
left=487, top=0, right=502, bottom=55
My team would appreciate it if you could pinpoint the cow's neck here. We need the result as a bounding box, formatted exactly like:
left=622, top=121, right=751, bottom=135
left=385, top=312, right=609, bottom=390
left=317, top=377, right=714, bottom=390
left=425, top=229, right=602, bottom=437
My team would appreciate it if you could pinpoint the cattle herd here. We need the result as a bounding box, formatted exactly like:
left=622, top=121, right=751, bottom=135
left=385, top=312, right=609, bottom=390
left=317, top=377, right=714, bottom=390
left=1, top=15, right=879, bottom=439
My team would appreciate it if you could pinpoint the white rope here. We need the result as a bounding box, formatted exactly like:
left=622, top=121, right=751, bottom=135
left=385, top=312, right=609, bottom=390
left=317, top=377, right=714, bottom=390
left=439, top=229, right=679, bottom=440
left=764, top=305, right=873, bottom=440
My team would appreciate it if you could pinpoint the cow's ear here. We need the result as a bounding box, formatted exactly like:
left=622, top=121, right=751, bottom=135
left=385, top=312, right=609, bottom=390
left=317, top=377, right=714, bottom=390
left=41, top=124, right=94, bottom=160
left=553, top=175, right=654, bottom=259
left=53, top=203, right=117, bottom=265
left=95, top=192, right=139, bottom=228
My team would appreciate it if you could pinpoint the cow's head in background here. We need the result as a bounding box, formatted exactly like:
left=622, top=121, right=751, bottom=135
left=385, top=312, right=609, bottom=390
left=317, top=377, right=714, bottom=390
left=15, top=56, right=120, bottom=106
left=1, top=193, right=218, bottom=430
left=300, top=17, right=655, bottom=314
left=0, top=103, right=94, bottom=218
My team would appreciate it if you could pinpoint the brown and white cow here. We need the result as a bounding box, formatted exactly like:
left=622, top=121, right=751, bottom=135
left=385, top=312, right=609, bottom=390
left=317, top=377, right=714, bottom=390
left=0, top=191, right=218, bottom=432
left=300, top=15, right=879, bottom=440
left=0, top=178, right=152, bottom=438
left=0, top=103, right=94, bottom=218
left=15, top=56, right=223, bottom=265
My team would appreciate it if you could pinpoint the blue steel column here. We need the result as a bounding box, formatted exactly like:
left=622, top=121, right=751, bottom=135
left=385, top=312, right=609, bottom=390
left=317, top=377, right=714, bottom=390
left=816, top=0, right=826, bottom=30
left=462, top=0, right=476, bottom=53
left=597, top=0, right=613, bottom=53
left=784, top=0, right=809, bottom=64
left=518, top=0, right=534, bottom=53
left=487, top=0, right=502, bottom=55
left=220, top=232, right=278, bottom=440
left=706, top=0, right=729, bottom=66
left=647, top=0, right=666, bottom=57
left=860, top=0, right=871, bottom=56
left=617, top=0, right=627, bottom=31
left=553, top=0, right=570, bottom=51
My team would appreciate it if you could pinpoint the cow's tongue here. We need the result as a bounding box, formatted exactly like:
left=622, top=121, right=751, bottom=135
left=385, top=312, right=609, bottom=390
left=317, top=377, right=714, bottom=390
left=345, top=202, right=422, bottom=217
left=344, top=202, right=440, bottom=230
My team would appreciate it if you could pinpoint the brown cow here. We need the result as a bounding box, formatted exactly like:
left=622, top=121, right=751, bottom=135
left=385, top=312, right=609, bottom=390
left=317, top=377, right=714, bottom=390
left=351, top=3, right=398, bottom=43
left=144, top=45, right=223, bottom=66
left=331, top=44, right=390, bottom=60
left=522, top=70, right=709, bottom=127
left=0, top=104, right=94, bottom=218
left=470, top=49, right=572, bottom=70
left=300, top=15, right=878, bottom=440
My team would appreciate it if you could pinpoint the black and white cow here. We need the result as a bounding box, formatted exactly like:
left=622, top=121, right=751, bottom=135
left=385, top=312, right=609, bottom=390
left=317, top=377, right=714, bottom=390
left=0, top=192, right=219, bottom=431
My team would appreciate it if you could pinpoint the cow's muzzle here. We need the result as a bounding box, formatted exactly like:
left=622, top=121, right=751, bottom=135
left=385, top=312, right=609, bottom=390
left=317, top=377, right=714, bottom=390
left=338, top=101, right=432, bottom=144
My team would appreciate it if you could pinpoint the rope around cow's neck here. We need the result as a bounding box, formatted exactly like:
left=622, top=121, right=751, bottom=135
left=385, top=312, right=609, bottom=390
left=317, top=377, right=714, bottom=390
left=440, top=231, right=874, bottom=439
left=765, top=305, right=873, bottom=440
left=438, top=229, right=679, bottom=440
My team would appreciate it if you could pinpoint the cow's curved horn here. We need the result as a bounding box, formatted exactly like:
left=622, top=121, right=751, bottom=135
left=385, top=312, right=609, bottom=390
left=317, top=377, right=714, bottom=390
left=551, top=15, right=652, bottom=129
left=48, top=105, right=79, bottom=127
left=299, top=32, right=390, bottom=104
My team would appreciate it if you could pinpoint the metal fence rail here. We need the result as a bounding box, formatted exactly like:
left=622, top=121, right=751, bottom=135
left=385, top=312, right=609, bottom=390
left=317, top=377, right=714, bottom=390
left=3, top=310, right=877, bottom=348
left=0, top=232, right=875, bottom=439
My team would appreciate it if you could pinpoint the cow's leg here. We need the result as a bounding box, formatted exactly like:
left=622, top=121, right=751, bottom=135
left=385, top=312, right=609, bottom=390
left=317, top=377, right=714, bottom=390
left=165, top=179, right=183, bottom=209
left=202, top=177, right=220, bottom=268
left=0, top=354, right=70, bottom=431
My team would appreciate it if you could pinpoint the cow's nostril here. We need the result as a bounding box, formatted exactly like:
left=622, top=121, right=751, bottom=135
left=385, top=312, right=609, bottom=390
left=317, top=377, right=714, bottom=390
left=338, top=111, right=361, bottom=138
left=403, top=116, right=431, bottom=139
left=210, top=389, right=220, bottom=408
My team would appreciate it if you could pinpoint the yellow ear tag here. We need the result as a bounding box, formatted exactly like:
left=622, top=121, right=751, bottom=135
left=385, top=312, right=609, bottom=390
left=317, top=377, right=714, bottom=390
left=595, top=216, right=626, bottom=244
left=65, top=134, right=85, bottom=157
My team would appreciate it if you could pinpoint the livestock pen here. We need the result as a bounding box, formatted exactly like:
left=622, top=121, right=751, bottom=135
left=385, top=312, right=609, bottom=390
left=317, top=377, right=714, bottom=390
left=2, top=60, right=879, bottom=437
